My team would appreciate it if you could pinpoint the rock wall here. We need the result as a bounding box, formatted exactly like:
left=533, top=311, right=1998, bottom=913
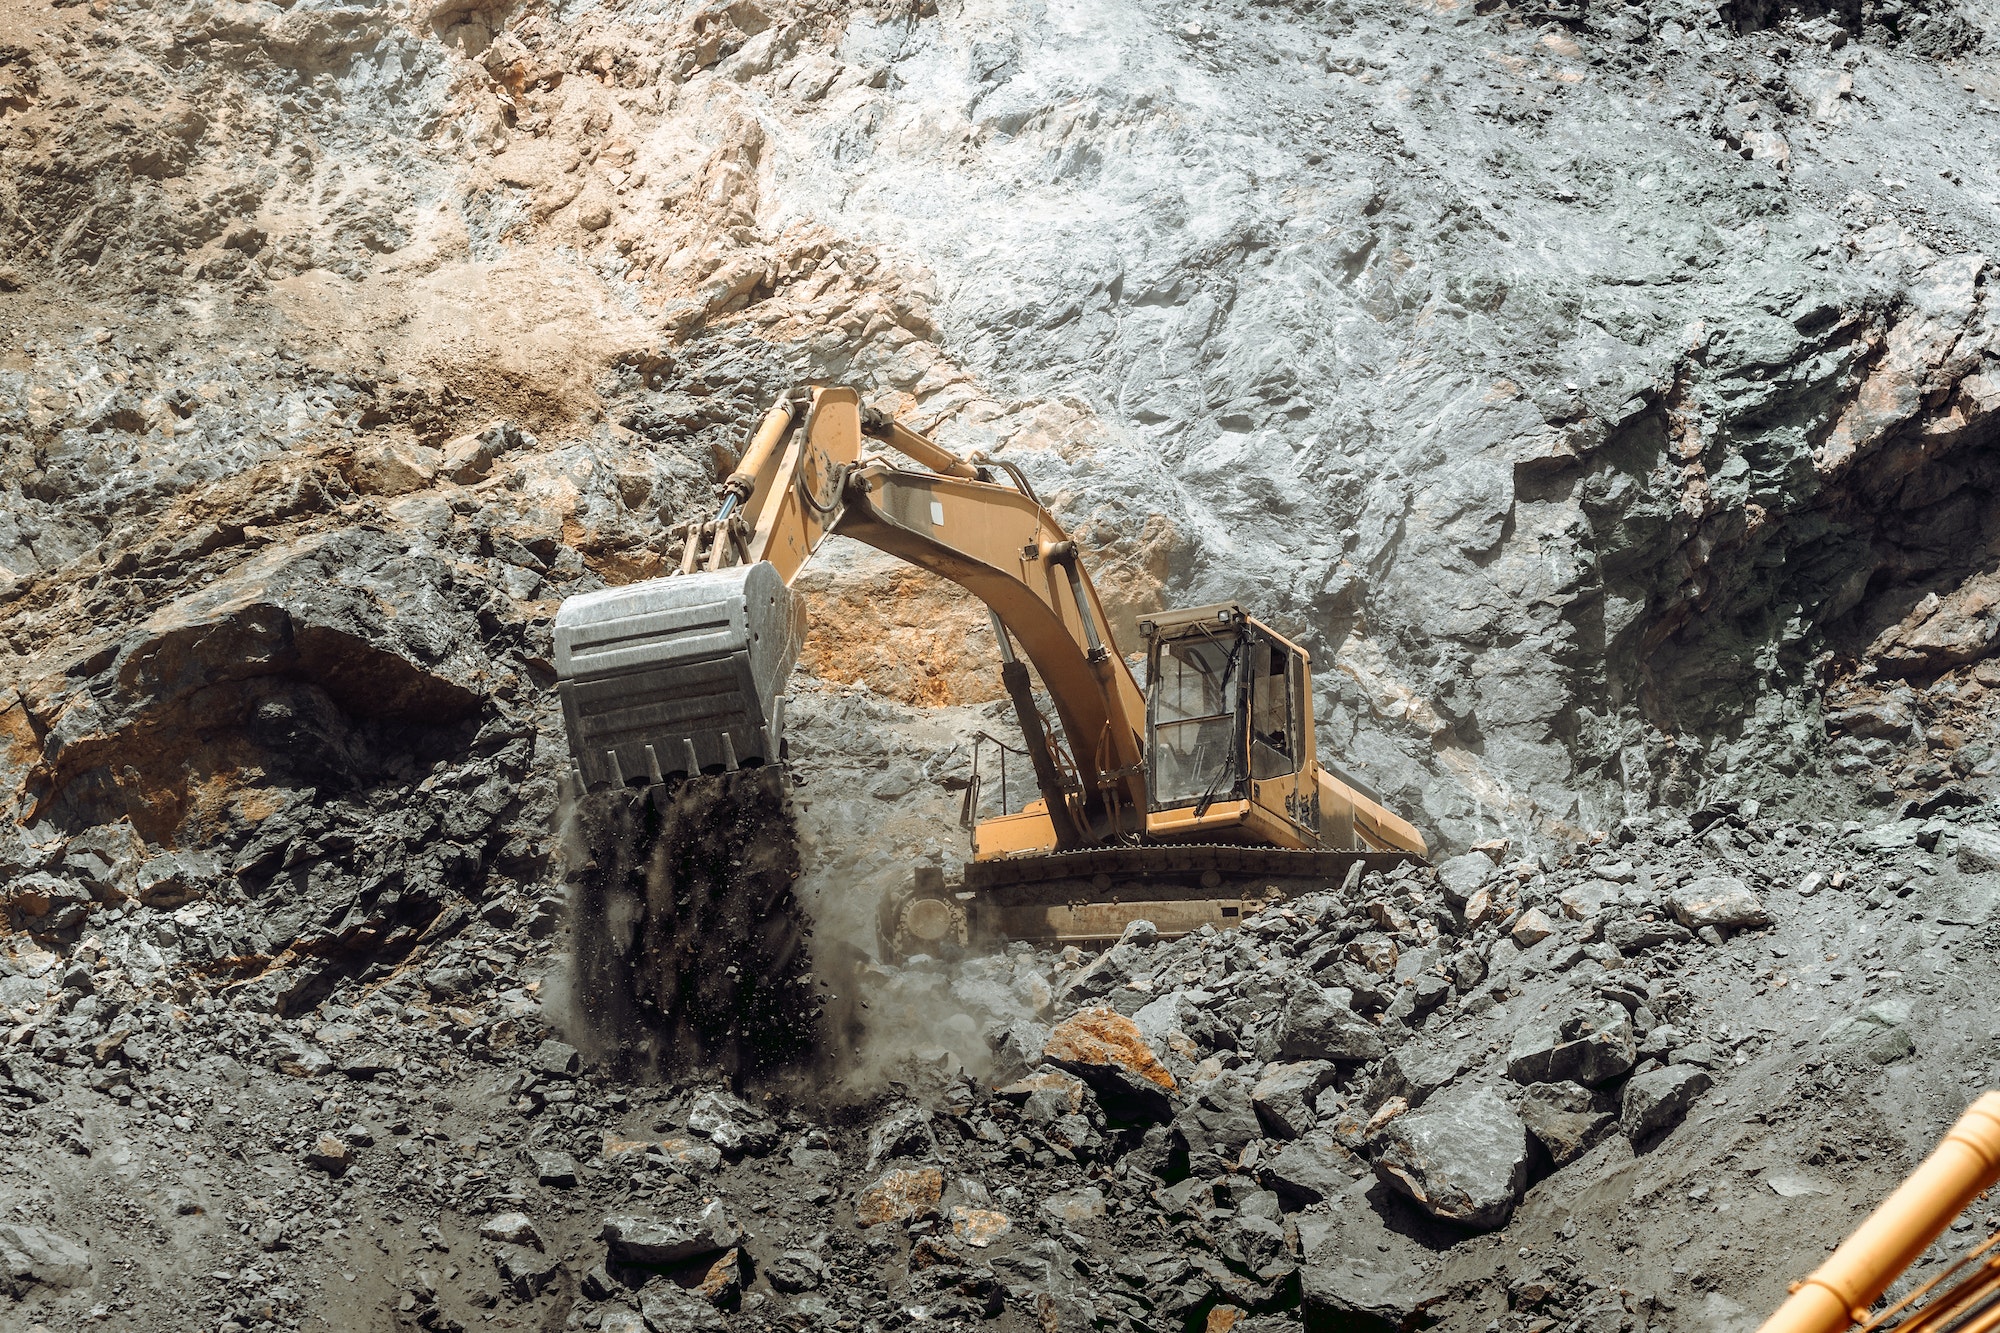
left=6, top=0, right=2000, bottom=858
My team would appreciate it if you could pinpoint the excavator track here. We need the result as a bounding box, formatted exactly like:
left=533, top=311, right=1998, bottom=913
left=881, top=842, right=1427, bottom=957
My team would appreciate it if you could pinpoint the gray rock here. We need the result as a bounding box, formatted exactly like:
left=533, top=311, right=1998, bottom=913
left=1604, top=915, right=1694, bottom=954
left=1435, top=853, right=1495, bottom=907
left=1274, top=983, right=1386, bottom=1064
left=1367, top=1045, right=1465, bottom=1110
left=1669, top=876, right=1771, bottom=930
left=1621, top=1065, right=1714, bottom=1142
left=1370, top=1085, right=1530, bottom=1230
left=688, top=1088, right=779, bottom=1157
left=529, top=1039, right=580, bottom=1079
left=493, top=1242, right=561, bottom=1298
left=765, top=1249, right=828, bottom=1294
left=269, top=1033, right=333, bottom=1079
left=1297, top=1184, right=1446, bottom=1329
left=1516, top=1082, right=1619, bottom=1167
left=1505, top=1008, right=1636, bottom=1087
left=1174, top=1072, right=1264, bottom=1162
left=0, top=1222, right=91, bottom=1293
left=1953, top=826, right=2000, bottom=875
left=1249, top=1060, right=1336, bottom=1139
left=1301, top=1255, right=1441, bottom=1333
left=863, top=1103, right=936, bottom=1171
left=479, top=1212, right=541, bottom=1249
left=533, top=1149, right=580, bottom=1188
left=1261, top=1132, right=1365, bottom=1209
left=638, top=1281, right=727, bottom=1331
left=601, top=1202, right=740, bottom=1265
left=1827, top=1001, right=1918, bottom=1065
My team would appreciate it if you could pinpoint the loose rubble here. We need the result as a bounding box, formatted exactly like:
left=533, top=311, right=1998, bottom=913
left=4, top=797, right=1999, bottom=1330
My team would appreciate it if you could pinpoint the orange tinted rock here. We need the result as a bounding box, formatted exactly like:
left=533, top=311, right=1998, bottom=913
left=856, top=1167, right=943, bottom=1226
left=1043, top=1006, right=1177, bottom=1122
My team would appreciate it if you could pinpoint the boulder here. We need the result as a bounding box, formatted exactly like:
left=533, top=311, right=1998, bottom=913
left=1173, top=1072, right=1264, bottom=1162
left=1516, top=1083, right=1619, bottom=1167
left=856, top=1168, right=944, bottom=1226
left=1669, top=876, right=1771, bottom=930
left=1510, top=908, right=1557, bottom=948
left=533, top=1150, right=579, bottom=1188
left=863, top=1104, right=937, bottom=1170
left=1953, top=825, right=2000, bottom=875
left=1251, top=1060, right=1337, bottom=1139
left=1369, top=1085, right=1530, bottom=1230
left=1505, top=1007, right=1636, bottom=1087
left=1301, top=1257, right=1440, bottom=1333
left=1435, top=852, right=1495, bottom=908
left=305, top=1133, right=351, bottom=1176
left=1621, top=1065, right=1713, bottom=1142
left=0, top=1223, right=91, bottom=1295
left=1367, top=1046, right=1464, bottom=1111
left=494, top=1243, right=561, bottom=1299
left=530, top=1039, right=581, bottom=1079
left=1042, top=1006, right=1176, bottom=1122
left=601, top=1202, right=740, bottom=1265
left=1827, top=1000, right=1917, bottom=1065
left=480, top=1212, right=541, bottom=1249
left=1261, top=1132, right=1365, bottom=1209
left=1274, top=984, right=1386, bottom=1064
left=1038, top=1187, right=1107, bottom=1225
left=689, top=1088, right=779, bottom=1157
left=637, top=1281, right=727, bottom=1332
left=1296, top=1187, right=1445, bottom=1330
left=1604, top=915, right=1693, bottom=954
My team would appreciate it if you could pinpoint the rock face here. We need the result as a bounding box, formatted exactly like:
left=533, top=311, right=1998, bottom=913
left=1370, top=1085, right=1532, bottom=1230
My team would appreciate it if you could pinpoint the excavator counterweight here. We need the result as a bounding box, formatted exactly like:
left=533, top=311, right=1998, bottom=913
left=554, top=386, right=1429, bottom=966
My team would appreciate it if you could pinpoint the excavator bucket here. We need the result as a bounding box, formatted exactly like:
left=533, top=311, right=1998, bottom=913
left=553, top=562, right=806, bottom=791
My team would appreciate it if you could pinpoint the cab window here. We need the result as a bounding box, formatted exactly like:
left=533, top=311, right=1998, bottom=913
left=1249, top=636, right=1301, bottom=779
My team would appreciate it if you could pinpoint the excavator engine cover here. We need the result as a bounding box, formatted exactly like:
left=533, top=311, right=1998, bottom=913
left=554, top=562, right=806, bottom=790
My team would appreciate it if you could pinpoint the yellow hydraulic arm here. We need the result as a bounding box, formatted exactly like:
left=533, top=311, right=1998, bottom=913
left=681, top=386, right=1149, bottom=847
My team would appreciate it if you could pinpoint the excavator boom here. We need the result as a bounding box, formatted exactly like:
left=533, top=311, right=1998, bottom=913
left=554, top=386, right=1428, bottom=955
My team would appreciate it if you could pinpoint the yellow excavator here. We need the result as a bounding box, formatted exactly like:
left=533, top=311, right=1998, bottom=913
left=551, top=385, right=1426, bottom=959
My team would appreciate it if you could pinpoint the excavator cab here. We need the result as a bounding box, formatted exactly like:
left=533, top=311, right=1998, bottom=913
left=1140, top=604, right=1322, bottom=849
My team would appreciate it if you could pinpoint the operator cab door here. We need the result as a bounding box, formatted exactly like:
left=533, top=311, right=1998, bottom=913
left=1246, top=629, right=1319, bottom=840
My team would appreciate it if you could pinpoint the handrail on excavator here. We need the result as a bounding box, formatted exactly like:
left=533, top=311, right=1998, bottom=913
left=1760, top=1092, right=2000, bottom=1333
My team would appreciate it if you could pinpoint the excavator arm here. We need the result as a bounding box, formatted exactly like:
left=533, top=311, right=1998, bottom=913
left=553, top=386, right=1147, bottom=846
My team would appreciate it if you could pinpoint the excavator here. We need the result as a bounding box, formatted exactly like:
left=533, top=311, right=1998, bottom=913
left=550, top=384, right=1427, bottom=964
left=548, top=389, right=2000, bottom=1328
